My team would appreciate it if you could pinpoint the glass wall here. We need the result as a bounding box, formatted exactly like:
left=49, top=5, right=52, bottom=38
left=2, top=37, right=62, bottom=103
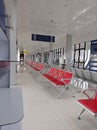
left=43, top=47, right=65, bottom=66
left=73, top=43, right=86, bottom=69
left=72, top=40, right=97, bottom=72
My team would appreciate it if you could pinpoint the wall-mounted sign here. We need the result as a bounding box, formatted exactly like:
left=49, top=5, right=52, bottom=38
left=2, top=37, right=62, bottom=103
left=32, top=34, right=55, bottom=42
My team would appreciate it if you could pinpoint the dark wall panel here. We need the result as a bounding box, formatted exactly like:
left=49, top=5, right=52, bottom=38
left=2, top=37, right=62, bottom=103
left=91, top=40, right=97, bottom=54
left=32, top=34, right=55, bottom=42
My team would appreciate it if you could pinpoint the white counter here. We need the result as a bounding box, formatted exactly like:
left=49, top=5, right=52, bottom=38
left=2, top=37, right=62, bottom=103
left=0, top=87, right=23, bottom=129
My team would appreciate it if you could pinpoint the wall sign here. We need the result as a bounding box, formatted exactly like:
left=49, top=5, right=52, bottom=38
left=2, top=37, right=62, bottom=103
left=32, top=34, right=55, bottom=42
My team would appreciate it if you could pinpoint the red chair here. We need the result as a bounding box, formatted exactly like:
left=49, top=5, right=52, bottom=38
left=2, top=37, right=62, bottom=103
left=43, top=68, right=57, bottom=78
left=57, top=71, right=73, bottom=98
left=30, top=62, right=34, bottom=66
left=42, top=69, right=73, bottom=98
left=36, top=64, right=44, bottom=72
left=55, top=69, right=64, bottom=81
left=77, top=88, right=97, bottom=119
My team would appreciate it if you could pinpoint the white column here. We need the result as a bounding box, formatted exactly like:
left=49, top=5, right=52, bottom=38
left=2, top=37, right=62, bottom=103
left=48, top=43, right=53, bottom=65
left=40, top=52, right=44, bottom=63
left=10, top=0, right=17, bottom=86
left=48, top=51, right=52, bottom=65
left=66, top=34, right=72, bottom=67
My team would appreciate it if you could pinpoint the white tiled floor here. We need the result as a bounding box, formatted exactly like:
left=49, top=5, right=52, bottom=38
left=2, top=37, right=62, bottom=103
left=16, top=67, right=97, bottom=130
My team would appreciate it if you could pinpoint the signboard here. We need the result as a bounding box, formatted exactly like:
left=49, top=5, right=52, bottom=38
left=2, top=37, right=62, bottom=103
left=32, top=34, right=55, bottom=42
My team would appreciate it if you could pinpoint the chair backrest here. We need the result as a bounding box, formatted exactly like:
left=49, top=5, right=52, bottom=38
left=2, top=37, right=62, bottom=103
left=47, top=68, right=58, bottom=77
left=30, top=62, right=34, bottom=66
left=52, top=68, right=59, bottom=77
left=47, top=68, right=54, bottom=75
left=62, top=71, right=73, bottom=85
left=38, top=64, right=44, bottom=70
left=56, top=70, right=65, bottom=81
left=63, top=71, right=73, bottom=79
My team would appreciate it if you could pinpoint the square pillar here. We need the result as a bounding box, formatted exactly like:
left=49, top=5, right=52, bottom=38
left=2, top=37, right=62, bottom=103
left=66, top=34, right=72, bottom=67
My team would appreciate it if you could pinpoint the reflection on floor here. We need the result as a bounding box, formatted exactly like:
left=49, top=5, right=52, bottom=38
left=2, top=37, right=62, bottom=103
left=16, top=66, right=97, bottom=130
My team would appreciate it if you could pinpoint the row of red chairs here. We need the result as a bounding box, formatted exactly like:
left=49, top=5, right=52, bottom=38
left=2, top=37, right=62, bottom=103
left=25, top=62, right=73, bottom=98
left=43, top=68, right=97, bottom=119
left=26, top=61, right=44, bottom=72
left=42, top=67, right=73, bottom=98
left=25, top=61, right=97, bottom=120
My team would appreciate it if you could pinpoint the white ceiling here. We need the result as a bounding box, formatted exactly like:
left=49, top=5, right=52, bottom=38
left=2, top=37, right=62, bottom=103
left=4, top=0, right=97, bottom=52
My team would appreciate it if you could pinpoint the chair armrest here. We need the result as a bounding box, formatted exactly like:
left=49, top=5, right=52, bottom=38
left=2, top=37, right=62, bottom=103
left=61, top=78, right=71, bottom=80
left=82, top=88, right=97, bottom=99
left=61, top=79, right=69, bottom=85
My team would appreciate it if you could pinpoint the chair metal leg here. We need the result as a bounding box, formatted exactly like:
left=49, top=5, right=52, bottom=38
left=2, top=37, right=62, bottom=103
left=58, top=87, right=66, bottom=98
left=58, top=85, right=75, bottom=98
left=78, top=108, right=85, bottom=119
left=65, top=85, right=75, bottom=97
left=67, top=89, right=75, bottom=97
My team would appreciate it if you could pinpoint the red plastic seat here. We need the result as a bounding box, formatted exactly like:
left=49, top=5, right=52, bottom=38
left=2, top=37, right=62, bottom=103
left=42, top=68, right=73, bottom=98
left=26, top=61, right=44, bottom=72
left=77, top=89, right=97, bottom=119
left=42, top=73, right=65, bottom=85
left=78, top=99, right=97, bottom=113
